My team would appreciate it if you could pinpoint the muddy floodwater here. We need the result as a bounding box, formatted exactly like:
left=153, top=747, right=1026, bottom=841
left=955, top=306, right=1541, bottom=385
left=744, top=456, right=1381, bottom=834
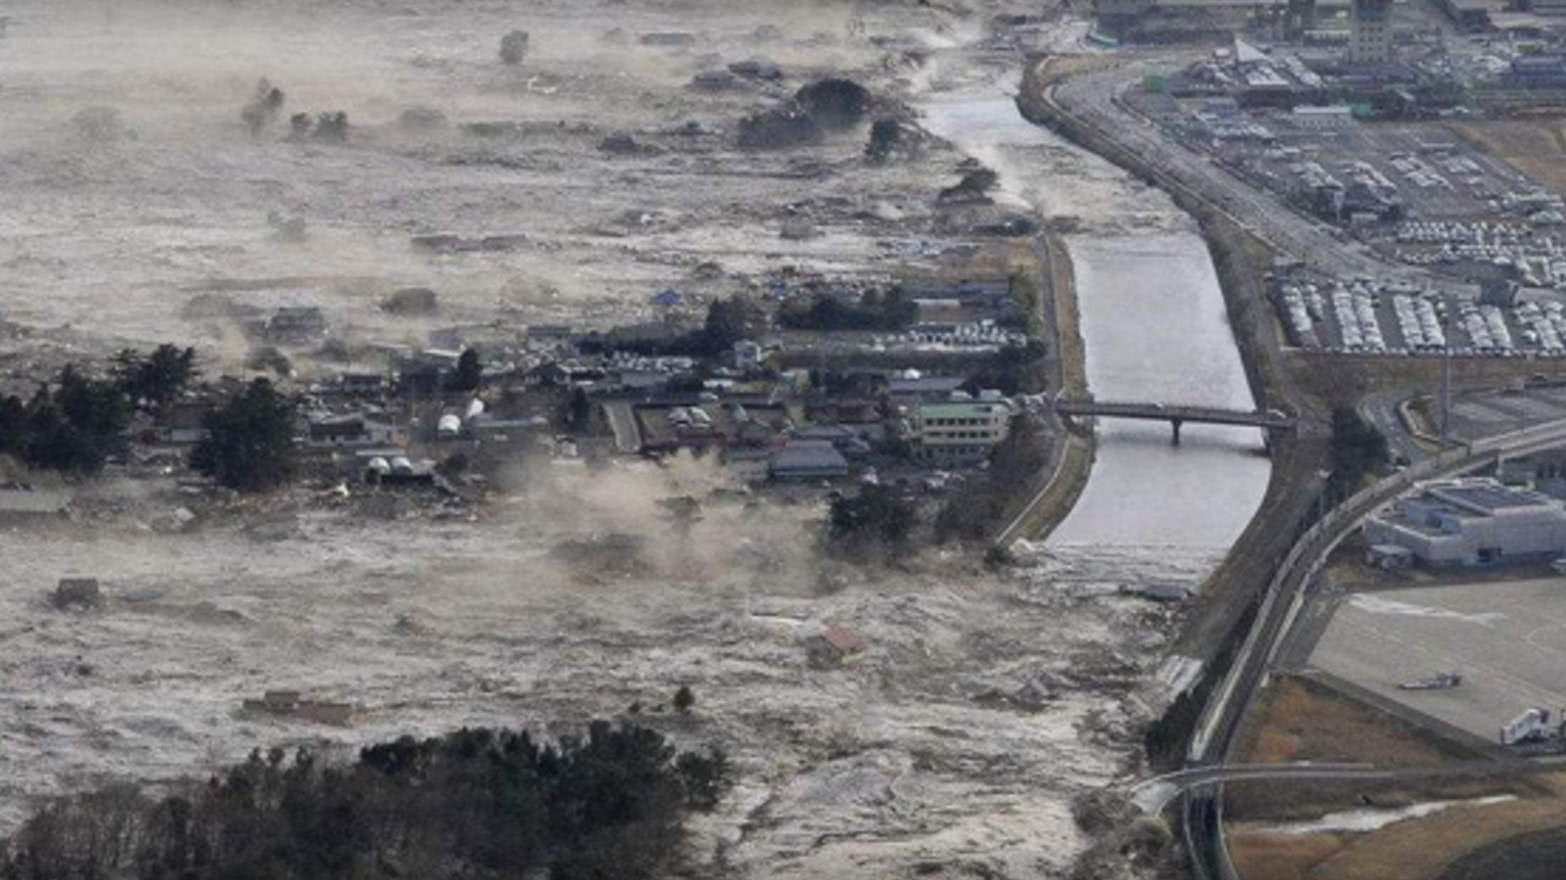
left=921, top=83, right=1270, bottom=575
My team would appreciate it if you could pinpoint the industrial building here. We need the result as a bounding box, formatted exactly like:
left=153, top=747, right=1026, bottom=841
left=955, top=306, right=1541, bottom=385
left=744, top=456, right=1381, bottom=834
left=1362, top=477, right=1566, bottom=566
left=1349, top=0, right=1392, bottom=66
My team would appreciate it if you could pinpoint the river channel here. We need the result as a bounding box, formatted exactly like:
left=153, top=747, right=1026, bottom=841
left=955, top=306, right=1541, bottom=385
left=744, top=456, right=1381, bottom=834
left=922, top=84, right=1271, bottom=574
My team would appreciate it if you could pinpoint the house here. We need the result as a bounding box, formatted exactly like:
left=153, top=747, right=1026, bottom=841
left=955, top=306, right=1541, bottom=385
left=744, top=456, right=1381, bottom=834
left=339, top=373, right=386, bottom=396
left=306, top=414, right=401, bottom=448
left=732, top=339, right=763, bottom=369
left=887, top=372, right=967, bottom=403
left=240, top=690, right=357, bottom=726
left=803, top=390, right=882, bottom=425
left=157, top=401, right=214, bottom=444
left=398, top=362, right=446, bottom=395
left=651, top=288, right=683, bottom=307
left=266, top=307, right=327, bottom=343
left=722, top=445, right=775, bottom=483
left=52, top=578, right=101, bottom=610
left=527, top=324, right=575, bottom=342
left=791, top=424, right=872, bottom=458
left=527, top=362, right=570, bottom=386
left=0, top=487, right=72, bottom=522
left=770, top=439, right=850, bottom=482
left=805, top=626, right=867, bottom=669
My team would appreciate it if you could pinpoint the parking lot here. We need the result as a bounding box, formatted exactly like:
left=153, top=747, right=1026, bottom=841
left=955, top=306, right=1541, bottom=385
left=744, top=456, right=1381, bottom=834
left=1309, top=578, right=1566, bottom=745
left=1271, top=275, right=1566, bottom=355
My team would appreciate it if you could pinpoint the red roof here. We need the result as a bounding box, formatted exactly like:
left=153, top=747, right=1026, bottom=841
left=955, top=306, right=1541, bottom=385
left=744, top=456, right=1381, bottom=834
left=818, top=626, right=866, bottom=653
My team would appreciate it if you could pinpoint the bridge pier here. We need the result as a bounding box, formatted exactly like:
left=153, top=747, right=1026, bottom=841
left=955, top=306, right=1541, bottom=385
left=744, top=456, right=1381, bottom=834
left=1170, top=417, right=1183, bottom=446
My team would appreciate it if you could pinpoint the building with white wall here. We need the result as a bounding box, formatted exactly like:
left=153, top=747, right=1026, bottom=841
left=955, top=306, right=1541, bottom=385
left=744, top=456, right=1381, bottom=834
left=909, top=396, right=1013, bottom=466
left=1362, top=477, right=1566, bottom=566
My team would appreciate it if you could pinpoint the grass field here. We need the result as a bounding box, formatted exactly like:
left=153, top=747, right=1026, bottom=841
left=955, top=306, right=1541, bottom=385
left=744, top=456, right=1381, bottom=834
left=1230, top=786, right=1566, bottom=880
left=1226, top=677, right=1518, bottom=821
left=1236, top=677, right=1470, bottom=767
left=1455, top=121, right=1566, bottom=197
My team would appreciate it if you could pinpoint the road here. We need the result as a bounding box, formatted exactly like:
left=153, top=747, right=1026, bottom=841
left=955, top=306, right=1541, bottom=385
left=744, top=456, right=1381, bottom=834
left=1359, top=388, right=1431, bottom=464
left=1131, top=754, right=1566, bottom=814
left=1176, top=415, right=1566, bottom=879
left=1053, top=400, right=1294, bottom=429
left=1043, top=57, right=1467, bottom=293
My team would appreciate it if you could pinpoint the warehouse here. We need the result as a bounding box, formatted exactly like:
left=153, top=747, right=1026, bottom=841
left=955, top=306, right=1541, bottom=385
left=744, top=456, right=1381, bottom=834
left=1362, top=477, right=1566, bottom=566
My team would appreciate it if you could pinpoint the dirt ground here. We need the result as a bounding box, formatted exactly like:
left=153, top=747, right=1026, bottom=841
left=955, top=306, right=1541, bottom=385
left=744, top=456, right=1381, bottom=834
left=1225, top=677, right=1520, bottom=821
left=1455, top=121, right=1566, bottom=197
left=1236, top=677, right=1470, bottom=767
left=1230, top=783, right=1566, bottom=880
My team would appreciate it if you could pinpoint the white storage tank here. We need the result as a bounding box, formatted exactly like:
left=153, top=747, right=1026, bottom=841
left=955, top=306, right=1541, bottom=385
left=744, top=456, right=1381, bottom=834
left=437, top=413, right=462, bottom=437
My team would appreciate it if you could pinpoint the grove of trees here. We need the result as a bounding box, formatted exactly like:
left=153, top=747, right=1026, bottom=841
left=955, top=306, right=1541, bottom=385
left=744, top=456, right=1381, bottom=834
left=190, top=379, right=297, bottom=492
left=827, top=483, right=917, bottom=560
left=2, top=721, right=733, bottom=880
left=776, top=287, right=917, bottom=333
left=0, top=346, right=198, bottom=475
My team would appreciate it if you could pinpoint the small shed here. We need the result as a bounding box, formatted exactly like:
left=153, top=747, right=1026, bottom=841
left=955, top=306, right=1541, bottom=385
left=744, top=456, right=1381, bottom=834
left=651, top=288, right=683, bottom=307
left=805, top=626, right=867, bottom=669
left=52, top=578, right=102, bottom=610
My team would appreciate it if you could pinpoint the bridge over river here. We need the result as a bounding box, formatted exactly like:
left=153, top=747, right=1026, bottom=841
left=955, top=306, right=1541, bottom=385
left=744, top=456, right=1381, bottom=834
left=1052, top=398, right=1295, bottom=445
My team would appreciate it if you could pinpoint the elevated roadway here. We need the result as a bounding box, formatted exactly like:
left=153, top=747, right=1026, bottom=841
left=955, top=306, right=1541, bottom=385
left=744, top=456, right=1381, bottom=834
left=1131, top=755, right=1566, bottom=814
left=1178, top=415, right=1566, bottom=879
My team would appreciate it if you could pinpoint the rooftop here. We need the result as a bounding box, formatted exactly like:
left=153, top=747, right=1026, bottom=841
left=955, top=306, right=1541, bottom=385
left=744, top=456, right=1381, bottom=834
left=917, top=401, right=1009, bottom=418
left=1424, top=479, right=1554, bottom=514
left=0, top=488, right=72, bottom=514
left=771, top=439, right=849, bottom=474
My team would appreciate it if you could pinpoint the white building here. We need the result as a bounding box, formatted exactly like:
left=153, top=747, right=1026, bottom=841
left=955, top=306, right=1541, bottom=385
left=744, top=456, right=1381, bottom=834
left=1362, top=477, right=1566, bottom=566
left=909, top=396, right=1013, bottom=466
left=1291, top=105, right=1355, bottom=129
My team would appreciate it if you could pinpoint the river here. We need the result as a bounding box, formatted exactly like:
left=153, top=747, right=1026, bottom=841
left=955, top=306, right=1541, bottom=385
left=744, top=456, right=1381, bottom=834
left=921, top=85, right=1270, bottom=577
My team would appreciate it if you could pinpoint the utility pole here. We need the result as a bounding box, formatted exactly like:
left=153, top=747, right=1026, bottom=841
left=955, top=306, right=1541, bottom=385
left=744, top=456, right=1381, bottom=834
left=1440, top=339, right=1451, bottom=448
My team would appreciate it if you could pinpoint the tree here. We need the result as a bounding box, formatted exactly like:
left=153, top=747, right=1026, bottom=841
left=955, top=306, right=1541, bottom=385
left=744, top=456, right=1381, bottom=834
left=564, top=386, right=593, bottom=431
left=5, top=720, right=731, bottom=880
left=672, top=685, right=694, bottom=713
left=938, top=166, right=1000, bottom=203
left=675, top=747, right=731, bottom=811
left=701, top=295, right=766, bottom=355
left=1327, top=406, right=1388, bottom=501
left=865, top=118, right=901, bottom=163
left=114, top=344, right=197, bottom=410
left=6, top=365, right=132, bottom=474
left=450, top=348, right=482, bottom=392
left=499, top=29, right=530, bottom=65
left=190, top=379, right=296, bottom=492
left=828, top=484, right=916, bottom=557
